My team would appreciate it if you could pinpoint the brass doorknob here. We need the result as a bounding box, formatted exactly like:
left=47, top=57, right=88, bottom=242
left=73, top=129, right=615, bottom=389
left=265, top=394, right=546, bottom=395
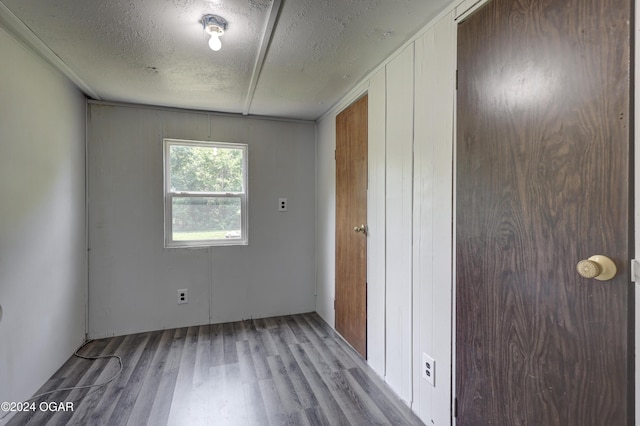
left=354, top=224, right=367, bottom=234
left=576, top=255, right=617, bottom=281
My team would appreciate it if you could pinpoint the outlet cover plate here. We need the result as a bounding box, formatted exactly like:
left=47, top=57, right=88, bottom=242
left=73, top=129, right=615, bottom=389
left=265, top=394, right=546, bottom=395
left=423, top=353, right=435, bottom=386
left=178, top=289, right=188, bottom=304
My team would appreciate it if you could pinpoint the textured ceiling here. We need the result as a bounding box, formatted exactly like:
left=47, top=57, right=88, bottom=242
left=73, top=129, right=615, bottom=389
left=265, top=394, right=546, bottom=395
left=1, top=0, right=452, bottom=121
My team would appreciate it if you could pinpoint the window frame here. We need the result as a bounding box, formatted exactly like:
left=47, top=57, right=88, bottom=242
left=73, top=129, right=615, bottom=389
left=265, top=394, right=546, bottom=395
left=163, top=138, right=248, bottom=248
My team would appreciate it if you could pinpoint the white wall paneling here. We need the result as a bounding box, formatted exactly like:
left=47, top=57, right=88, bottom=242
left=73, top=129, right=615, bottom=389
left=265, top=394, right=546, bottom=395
left=412, top=12, right=456, bottom=424
left=0, top=26, right=87, bottom=406
left=314, top=116, right=337, bottom=327
left=88, top=104, right=316, bottom=338
left=367, top=68, right=387, bottom=376
left=384, top=44, right=415, bottom=404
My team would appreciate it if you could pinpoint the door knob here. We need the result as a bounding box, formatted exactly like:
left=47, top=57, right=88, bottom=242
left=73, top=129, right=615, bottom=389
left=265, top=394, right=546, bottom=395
left=576, top=255, right=617, bottom=281
left=354, top=224, right=367, bottom=234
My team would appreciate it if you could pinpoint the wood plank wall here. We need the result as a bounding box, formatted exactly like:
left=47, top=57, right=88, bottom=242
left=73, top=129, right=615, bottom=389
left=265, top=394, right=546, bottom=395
left=367, top=68, right=387, bottom=376
left=385, top=44, right=416, bottom=404
left=412, top=12, right=456, bottom=423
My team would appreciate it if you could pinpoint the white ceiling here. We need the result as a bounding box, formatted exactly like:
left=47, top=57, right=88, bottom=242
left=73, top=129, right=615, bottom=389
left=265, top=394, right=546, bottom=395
left=0, top=0, right=452, bottom=121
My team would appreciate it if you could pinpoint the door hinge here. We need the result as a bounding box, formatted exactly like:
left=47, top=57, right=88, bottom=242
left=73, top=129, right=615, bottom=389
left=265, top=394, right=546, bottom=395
left=455, top=69, right=458, bottom=90
left=631, top=259, right=640, bottom=283
left=333, top=299, right=336, bottom=310
left=454, top=397, right=458, bottom=418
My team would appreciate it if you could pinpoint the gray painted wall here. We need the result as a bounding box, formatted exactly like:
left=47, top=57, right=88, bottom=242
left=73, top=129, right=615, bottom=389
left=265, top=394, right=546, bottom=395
left=0, top=26, right=87, bottom=405
left=88, top=104, right=316, bottom=338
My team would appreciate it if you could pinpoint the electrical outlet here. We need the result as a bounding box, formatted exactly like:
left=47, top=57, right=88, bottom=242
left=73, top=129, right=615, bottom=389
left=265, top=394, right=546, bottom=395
left=178, top=289, right=188, bottom=304
left=423, top=353, right=435, bottom=386
left=278, top=198, right=287, bottom=211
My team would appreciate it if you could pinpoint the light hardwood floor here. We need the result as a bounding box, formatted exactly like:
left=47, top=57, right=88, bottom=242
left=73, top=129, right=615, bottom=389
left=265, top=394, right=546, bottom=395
left=7, top=313, right=424, bottom=425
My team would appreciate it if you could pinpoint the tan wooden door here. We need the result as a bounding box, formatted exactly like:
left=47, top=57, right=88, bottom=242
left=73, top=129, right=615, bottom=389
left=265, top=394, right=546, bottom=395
left=455, top=0, right=632, bottom=424
left=335, top=95, right=368, bottom=358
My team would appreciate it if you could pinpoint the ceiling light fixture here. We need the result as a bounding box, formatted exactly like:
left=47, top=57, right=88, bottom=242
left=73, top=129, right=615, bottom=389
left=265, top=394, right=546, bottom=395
left=202, top=14, right=227, bottom=52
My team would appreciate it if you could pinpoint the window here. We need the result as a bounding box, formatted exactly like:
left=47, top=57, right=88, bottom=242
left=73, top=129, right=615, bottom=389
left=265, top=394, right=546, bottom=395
left=164, top=139, right=248, bottom=247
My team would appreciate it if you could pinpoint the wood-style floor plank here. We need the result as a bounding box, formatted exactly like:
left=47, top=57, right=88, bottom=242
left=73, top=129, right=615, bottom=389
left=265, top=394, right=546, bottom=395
left=289, top=343, right=352, bottom=425
left=7, top=313, right=424, bottom=425
left=145, top=327, right=188, bottom=425
left=242, top=380, right=269, bottom=425
left=270, top=337, right=319, bottom=411
left=107, top=329, right=165, bottom=425
left=266, top=355, right=303, bottom=414
left=165, top=326, right=198, bottom=425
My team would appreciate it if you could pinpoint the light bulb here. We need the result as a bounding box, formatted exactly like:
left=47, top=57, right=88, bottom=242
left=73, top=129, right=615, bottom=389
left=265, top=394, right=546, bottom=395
left=208, top=33, right=222, bottom=51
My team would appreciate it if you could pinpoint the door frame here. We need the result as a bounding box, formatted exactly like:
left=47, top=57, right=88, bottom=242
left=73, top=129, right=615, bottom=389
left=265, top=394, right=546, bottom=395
left=634, top=0, right=640, bottom=419
left=335, top=93, right=369, bottom=358
left=451, top=2, right=490, bottom=422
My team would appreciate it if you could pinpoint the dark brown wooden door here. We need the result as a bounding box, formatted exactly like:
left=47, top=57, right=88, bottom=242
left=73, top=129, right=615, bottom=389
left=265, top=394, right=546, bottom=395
left=336, top=95, right=368, bottom=358
left=455, top=0, right=633, bottom=424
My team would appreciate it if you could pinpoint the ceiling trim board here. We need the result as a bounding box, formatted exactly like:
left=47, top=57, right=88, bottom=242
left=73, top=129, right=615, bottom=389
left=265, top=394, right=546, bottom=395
left=88, top=99, right=315, bottom=125
left=0, top=1, right=100, bottom=100
left=454, top=0, right=488, bottom=21
left=332, top=81, right=370, bottom=118
left=242, top=0, right=283, bottom=116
